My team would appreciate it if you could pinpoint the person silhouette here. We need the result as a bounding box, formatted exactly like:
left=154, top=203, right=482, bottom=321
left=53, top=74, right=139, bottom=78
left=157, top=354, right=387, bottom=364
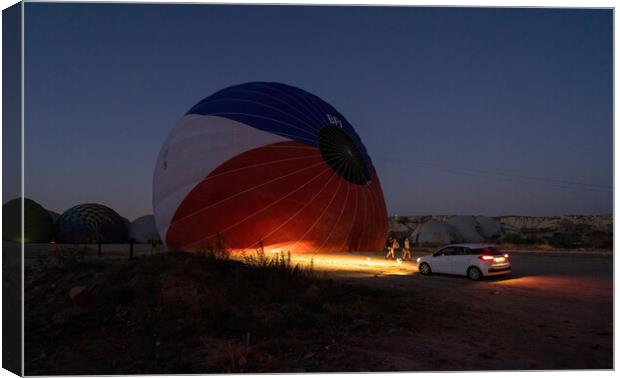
left=402, top=236, right=412, bottom=261
left=386, top=235, right=398, bottom=260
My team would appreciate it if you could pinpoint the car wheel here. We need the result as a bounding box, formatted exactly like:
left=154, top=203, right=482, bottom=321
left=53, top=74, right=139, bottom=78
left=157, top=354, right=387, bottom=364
left=467, top=267, right=482, bottom=280
left=419, top=263, right=431, bottom=275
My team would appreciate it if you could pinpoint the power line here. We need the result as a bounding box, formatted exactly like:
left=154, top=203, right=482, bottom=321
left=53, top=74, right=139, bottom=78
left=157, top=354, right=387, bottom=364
left=372, top=155, right=612, bottom=193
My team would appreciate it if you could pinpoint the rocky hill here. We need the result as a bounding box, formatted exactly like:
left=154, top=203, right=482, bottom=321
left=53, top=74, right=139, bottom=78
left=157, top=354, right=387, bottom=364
left=389, top=214, right=612, bottom=249
left=497, top=215, right=612, bottom=232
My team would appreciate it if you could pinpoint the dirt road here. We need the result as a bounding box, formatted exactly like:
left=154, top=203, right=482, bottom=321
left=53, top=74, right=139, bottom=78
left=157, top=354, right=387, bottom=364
left=329, top=251, right=613, bottom=370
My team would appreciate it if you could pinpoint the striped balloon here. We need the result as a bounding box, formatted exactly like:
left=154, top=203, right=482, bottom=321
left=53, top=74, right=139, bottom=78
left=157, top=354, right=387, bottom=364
left=153, top=82, right=387, bottom=253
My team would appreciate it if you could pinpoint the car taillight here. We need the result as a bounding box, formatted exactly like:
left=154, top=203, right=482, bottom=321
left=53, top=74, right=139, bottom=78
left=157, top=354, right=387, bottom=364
left=504, top=253, right=509, bottom=260
left=479, top=255, right=495, bottom=262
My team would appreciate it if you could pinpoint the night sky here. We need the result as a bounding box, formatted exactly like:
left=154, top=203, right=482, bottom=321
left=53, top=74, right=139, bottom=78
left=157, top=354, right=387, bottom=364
left=19, top=4, right=612, bottom=220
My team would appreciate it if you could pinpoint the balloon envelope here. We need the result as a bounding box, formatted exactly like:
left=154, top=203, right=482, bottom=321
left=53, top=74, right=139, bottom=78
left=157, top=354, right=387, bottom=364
left=129, top=215, right=160, bottom=243
left=153, top=82, right=387, bottom=253
left=54, top=204, right=128, bottom=243
left=2, top=198, right=54, bottom=243
left=412, top=220, right=462, bottom=245
left=47, top=210, right=60, bottom=223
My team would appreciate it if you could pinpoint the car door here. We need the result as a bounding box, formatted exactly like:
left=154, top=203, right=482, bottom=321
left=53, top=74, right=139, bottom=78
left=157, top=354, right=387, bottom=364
left=430, top=247, right=455, bottom=273
left=449, top=247, right=469, bottom=275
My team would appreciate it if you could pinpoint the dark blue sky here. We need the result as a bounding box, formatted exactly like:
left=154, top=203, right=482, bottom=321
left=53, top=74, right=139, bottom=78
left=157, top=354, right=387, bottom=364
left=22, top=4, right=612, bottom=220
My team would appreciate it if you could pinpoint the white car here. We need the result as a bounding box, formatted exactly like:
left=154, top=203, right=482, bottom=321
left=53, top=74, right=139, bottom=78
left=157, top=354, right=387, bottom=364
left=416, top=243, right=511, bottom=280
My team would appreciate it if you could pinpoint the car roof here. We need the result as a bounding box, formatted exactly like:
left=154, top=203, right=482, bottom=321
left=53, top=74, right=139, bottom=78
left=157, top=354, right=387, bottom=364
left=440, top=243, right=493, bottom=249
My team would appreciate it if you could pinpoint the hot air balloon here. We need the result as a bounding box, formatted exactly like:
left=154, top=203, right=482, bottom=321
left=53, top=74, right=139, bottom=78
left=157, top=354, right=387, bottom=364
left=129, top=215, right=160, bottom=244
left=153, top=82, right=387, bottom=253
left=2, top=198, right=54, bottom=243
left=54, top=203, right=128, bottom=243
left=47, top=210, right=60, bottom=224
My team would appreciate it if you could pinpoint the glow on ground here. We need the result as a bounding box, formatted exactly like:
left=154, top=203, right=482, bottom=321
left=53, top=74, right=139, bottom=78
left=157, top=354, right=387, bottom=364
left=232, top=249, right=418, bottom=277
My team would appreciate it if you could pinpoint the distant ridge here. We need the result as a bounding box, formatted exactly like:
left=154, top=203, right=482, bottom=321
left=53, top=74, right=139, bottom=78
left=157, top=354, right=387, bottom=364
left=388, top=214, right=612, bottom=249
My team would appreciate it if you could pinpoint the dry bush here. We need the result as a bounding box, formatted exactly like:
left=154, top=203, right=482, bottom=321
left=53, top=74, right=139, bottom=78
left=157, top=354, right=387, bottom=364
left=241, top=241, right=314, bottom=278
left=196, top=233, right=230, bottom=261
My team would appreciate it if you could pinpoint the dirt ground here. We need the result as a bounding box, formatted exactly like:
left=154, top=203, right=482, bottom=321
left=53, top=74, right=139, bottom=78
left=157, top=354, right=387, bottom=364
left=334, top=251, right=614, bottom=370
left=22, top=246, right=613, bottom=373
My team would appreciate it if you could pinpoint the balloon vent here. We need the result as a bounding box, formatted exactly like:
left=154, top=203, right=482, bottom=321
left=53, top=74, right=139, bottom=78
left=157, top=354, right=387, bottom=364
left=319, top=126, right=371, bottom=185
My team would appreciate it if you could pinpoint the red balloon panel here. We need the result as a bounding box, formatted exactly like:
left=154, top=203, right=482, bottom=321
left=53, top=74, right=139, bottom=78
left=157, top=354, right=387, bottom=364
left=166, top=141, right=387, bottom=253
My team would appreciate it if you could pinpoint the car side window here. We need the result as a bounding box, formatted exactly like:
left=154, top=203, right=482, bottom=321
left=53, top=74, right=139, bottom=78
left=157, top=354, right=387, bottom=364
left=455, top=247, right=466, bottom=255
left=439, top=247, right=455, bottom=256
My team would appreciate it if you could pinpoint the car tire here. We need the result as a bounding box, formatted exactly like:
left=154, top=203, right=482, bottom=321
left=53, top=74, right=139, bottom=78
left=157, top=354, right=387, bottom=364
left=467, top=266, right=482, bottom=281
left=419, top=263, right=431, bottom=275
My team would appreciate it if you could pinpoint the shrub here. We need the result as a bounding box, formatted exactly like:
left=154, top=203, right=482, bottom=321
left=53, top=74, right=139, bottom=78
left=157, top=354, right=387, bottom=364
left=503, top=232, right=541, bottom=245
left=196, top=233, right=230, bottom=260
left=241, top=241, right=314, bottom=278
left=588, top=230, right=613, bottom=249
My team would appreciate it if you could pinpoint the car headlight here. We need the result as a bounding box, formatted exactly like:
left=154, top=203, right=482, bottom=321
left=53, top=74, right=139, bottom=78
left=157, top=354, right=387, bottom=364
left=416, top=257, right=421, bottom=263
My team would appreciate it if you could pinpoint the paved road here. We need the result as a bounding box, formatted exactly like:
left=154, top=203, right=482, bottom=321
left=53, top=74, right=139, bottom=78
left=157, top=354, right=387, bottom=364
left=393, top=250, right=613, bottom=290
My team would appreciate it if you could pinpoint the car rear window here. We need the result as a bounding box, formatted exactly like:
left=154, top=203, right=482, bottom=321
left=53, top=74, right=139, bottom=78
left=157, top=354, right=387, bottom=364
left=472, top=247, right=502, bottom=255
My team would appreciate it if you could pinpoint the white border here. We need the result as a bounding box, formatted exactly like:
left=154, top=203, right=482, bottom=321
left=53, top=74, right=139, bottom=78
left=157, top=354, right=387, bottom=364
left=0, top=1, right=615, bottom=378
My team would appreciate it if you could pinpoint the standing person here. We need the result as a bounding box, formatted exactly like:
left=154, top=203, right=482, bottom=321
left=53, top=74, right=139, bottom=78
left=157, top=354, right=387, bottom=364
left=391, top=237, right=400, bottom=260
left=385, top=235, right=395, bottom=260
left=386, top=235, right=399, bottom=260
left=402, top=236, right=411, bottom=261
